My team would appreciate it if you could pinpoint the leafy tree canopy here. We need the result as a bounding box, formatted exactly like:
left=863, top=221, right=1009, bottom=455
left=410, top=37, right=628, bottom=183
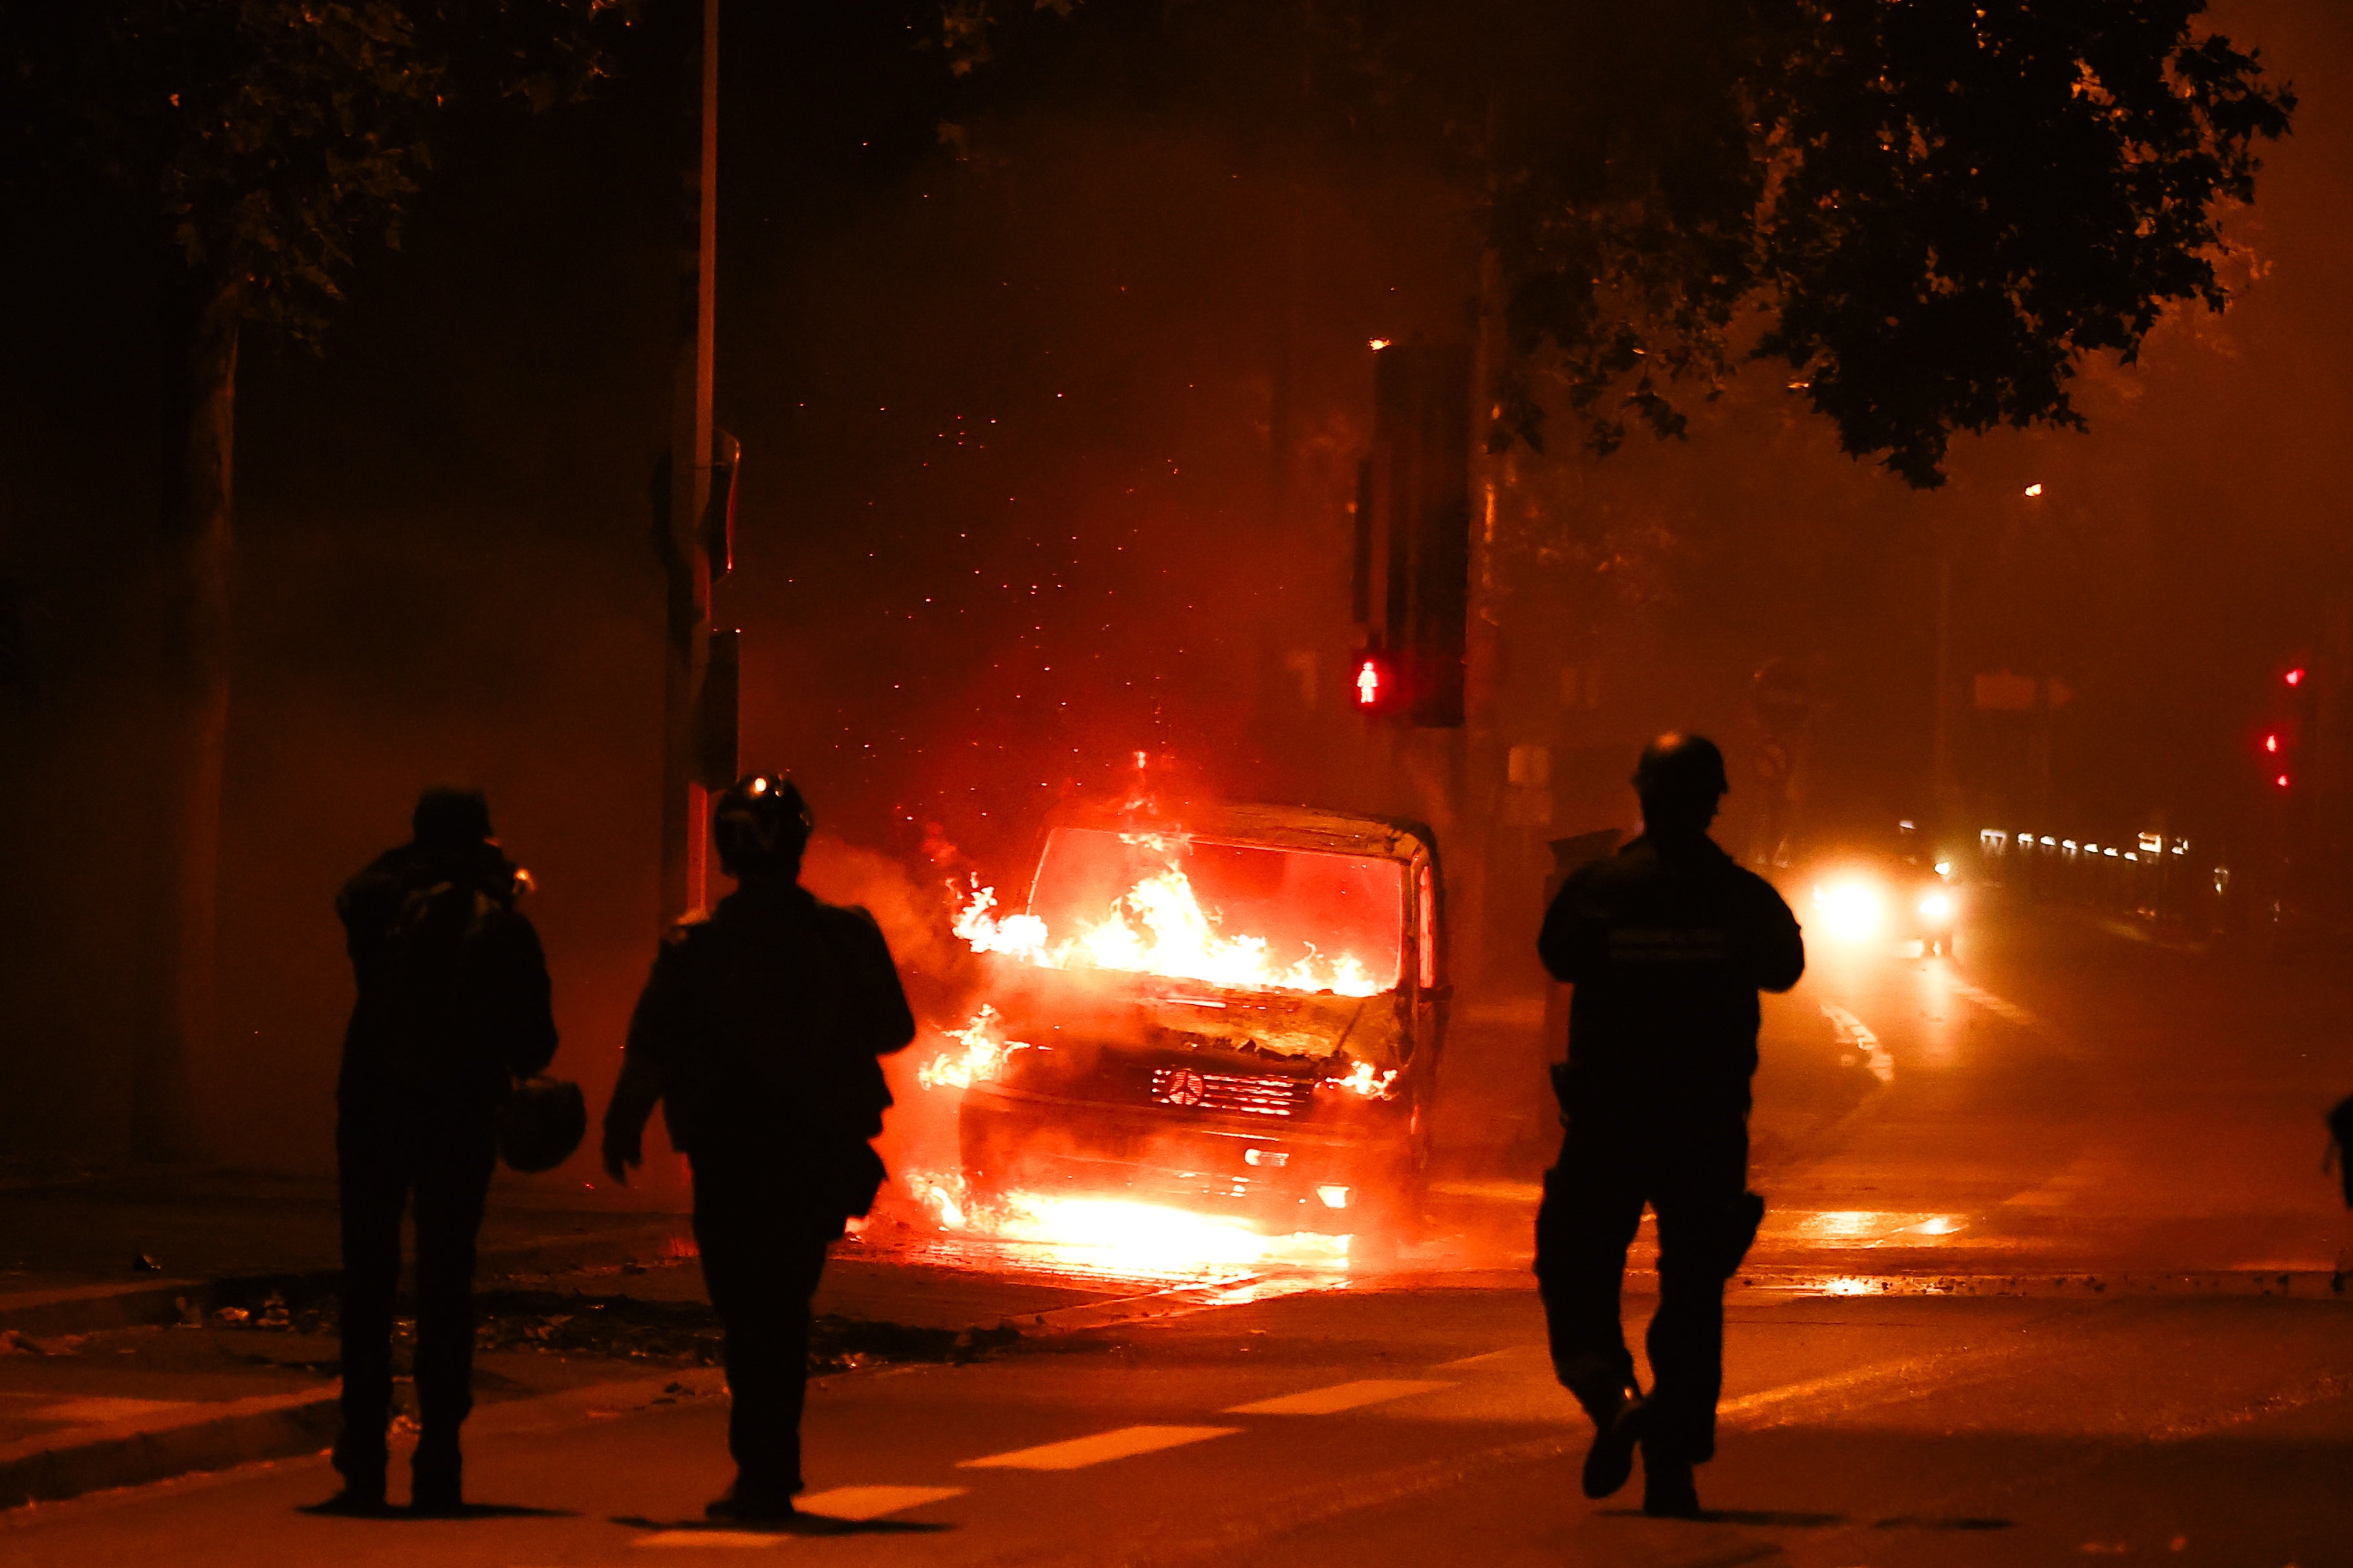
left=957, top=0, right=2293, bottom=487
left=3, top=0, right=623, bottom=344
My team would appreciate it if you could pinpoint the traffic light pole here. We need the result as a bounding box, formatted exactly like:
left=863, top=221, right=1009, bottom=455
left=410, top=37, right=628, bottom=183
left=660, top=0, right=721, bottom=924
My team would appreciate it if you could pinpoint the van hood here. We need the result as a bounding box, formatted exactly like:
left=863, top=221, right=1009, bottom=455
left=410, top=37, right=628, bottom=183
left=982, top=960, right=1410, bottom=1073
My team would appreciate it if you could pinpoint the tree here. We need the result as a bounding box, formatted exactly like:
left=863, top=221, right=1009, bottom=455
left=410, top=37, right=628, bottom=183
left=1, top=1, right=620, bottom=1157
left=955, top=1, right=2292, bottom=488
left=1478, top=1, right=2295, bottom=488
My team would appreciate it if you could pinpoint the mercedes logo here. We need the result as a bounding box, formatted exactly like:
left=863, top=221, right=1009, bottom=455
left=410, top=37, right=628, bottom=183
left=1162, top=1068, right=1208, bottom=1107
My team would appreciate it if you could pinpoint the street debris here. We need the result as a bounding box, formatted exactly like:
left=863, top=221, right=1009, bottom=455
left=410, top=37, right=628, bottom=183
left=184, top=1282, right=1021, bottom=1375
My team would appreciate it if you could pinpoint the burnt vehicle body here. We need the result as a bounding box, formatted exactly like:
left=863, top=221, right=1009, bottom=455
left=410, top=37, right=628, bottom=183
left=956, top=805, right=1446, bottom=1233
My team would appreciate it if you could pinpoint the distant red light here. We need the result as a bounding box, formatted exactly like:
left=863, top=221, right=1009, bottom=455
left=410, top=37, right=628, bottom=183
left=2285, top=668, right=2306, bottom=686
left=2276, top=773, right=2292, bottom=789
left=2264, top=733, right=2281, bottom=753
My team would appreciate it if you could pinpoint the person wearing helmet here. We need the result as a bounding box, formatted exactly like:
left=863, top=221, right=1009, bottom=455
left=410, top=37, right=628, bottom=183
left=602, top=775, right=915, bottom=1523
left=1534, top=734, right=1804, bottom=1518
left=326, top=788, right=559, bottom=1514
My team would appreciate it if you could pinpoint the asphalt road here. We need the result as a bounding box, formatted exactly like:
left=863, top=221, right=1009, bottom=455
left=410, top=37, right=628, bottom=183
left=1746, top=897, right=2353, bottom=1278
left=7, top=899, right=2352, bottom=1565
left=6, top=1283, right=2347, bottom=1567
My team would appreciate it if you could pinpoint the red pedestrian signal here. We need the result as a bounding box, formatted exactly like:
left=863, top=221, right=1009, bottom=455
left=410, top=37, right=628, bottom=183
left=2277, top=773, right=2292, bottom=789
left=2286, top=667, right=2306, bottom=686
left=2264, top=733, right=2281, bottom=753
left=1354, top=649, right=1403, bottom=715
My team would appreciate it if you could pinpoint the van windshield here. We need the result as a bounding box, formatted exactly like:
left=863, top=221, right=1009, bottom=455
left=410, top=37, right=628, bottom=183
left=1025, top=827, right=1407, bottom=996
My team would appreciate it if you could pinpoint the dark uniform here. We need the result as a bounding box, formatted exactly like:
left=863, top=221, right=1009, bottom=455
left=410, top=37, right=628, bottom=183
left=603, top=783, right=914, bottom=1516
left=332, top=792, right=557, bottom=1510
left=1534, top=763, right=1803, bottom=1510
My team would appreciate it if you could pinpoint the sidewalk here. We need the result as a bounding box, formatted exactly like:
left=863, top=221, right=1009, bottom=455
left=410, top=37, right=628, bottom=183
left=0, top=1168, right=1259, bottom=1512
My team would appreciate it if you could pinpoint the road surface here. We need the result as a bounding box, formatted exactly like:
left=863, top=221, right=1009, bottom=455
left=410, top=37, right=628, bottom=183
left=6, top=897, right=2350, bottom=1566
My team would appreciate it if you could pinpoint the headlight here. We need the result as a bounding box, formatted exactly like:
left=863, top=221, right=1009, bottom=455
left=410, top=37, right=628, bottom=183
left=1812, top=879, right=1885, bottom=941
left=1918, top=892, right=1955, bottom=922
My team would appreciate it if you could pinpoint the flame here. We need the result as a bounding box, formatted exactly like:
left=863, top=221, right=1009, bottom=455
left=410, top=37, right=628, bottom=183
left=900, top=1170, right=1349, bottom=1278
left=915, top=1004, right=1030, bottom=1091
left=1324, top=1058, right=1399, bottom=1100
left=951, top=882, right=1050, bottom=961
left=954, top=866, right=1381, bottom=998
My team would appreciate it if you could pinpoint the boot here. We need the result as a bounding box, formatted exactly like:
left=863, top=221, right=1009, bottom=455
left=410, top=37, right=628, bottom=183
left=1579, top=1382, right=1648, bottom=1500
left=322, top=1432, right=387, bottom=1514
left=1640, top=1446, right=1701, bottom=1518
left=705, top=1479, right=797, bottom=1525
left=409, top=1428, right=464, bottom=1515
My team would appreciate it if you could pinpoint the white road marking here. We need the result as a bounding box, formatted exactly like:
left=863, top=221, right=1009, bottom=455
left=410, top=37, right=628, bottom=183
left=796, top=1485, right=965, bottom=1521
left=1438, top=1346, right=1541, bottom=1370
left=634, top=1529, right=786, bottom=1547
left=1427, top=1179, right=1545, bottom=1203
left=1820, top=1003, right=1894, bottom=1084
left=2001, top=1145, right=2129, bottom=1210
left=1717, top=1337, right=2046, bottom=1428
left=960, top=1424, right=1240, bottom=1470
left=1947, top=979, right=2043, bottom=1032
left=1224, top=1379, right=1453, bottom=1415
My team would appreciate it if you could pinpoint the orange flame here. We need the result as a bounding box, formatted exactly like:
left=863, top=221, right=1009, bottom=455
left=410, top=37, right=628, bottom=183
left=915, top=1004, right=1031, bottom=1091
left=953, top=865, right=1381, bottom=997
left=1324, top=1058, right=1399, bottom=1100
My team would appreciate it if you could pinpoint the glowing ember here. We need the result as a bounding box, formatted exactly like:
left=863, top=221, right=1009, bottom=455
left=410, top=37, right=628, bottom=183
left=900, top=1170, right=1350, bottom=1276
left=953, top=865, right=1382, bottom=998
left=915, top=1004, right=1030, bottom=1090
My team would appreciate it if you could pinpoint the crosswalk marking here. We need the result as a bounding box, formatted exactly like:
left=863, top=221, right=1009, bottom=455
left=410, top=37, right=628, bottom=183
left=960, top=1424, right=1239, bottom=1471
left=1820, top=1002, right=1895, bottom=1084
left=796, top=1485, right=965, bottom=1521
left=1948, top=979, right=2045, bottom=1033
left=1224, top=1379, right=1453, bottom=1415
left=1439, top=1346, right=1540, bottom=1370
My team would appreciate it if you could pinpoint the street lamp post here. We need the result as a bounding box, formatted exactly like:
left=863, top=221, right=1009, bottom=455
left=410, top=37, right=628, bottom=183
left=659, top=0, right=724, bottom=923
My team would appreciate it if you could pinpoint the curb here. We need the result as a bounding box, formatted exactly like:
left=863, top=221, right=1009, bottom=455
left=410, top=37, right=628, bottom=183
left=0, top=1255, right=1344, bottom=1513
left=0, top=1368, right=741, bottom=1516
left=1002, top=1269, right=1336, bottom=1335
left=0, top=1220, right=692, bottom=1338
left=0, top=1389, right=338, bottom=1512
left=0, top=1282, right=208, bottom=1339
left=1731, top=1267, right=2353, bottom=1300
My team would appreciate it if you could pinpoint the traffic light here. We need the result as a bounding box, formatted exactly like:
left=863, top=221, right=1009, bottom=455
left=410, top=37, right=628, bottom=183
left=1361, top=343, right=1471, bottom=727
left=1354, top=645, right=1404, bottom=716
left=2264, top=662, right=2313, bottom=791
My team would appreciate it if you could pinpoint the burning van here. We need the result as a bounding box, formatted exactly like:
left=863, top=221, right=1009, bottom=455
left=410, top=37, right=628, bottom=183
left=931, top=804, right=1446, bottom=1234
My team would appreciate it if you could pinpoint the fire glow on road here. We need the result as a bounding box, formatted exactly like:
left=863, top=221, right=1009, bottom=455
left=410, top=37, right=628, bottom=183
left=901, top=1170, right=1352, bottom=1280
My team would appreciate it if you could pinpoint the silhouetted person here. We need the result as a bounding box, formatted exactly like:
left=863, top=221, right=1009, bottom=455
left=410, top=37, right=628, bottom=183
left=1534, top=735, right=1804, bottom=1518
left=329, top=789, right=557, bottom=1513
left=602, top=775, right=915, bottom=1523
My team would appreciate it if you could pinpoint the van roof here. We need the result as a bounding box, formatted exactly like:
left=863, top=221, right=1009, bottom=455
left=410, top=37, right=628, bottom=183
left=1055, top=801, right=1437, bottom=865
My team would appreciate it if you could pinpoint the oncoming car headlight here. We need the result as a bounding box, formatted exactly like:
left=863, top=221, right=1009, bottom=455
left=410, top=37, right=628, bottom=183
left=1918, top=891, right=1956, bottom=923
left=1812, top=879, right=1886, bottom=942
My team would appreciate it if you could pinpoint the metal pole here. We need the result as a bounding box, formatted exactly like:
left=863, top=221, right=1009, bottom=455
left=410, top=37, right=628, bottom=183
left=1931, top=535, right=1954, bottom=823
left=660, top=0, right=719, bottom=923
